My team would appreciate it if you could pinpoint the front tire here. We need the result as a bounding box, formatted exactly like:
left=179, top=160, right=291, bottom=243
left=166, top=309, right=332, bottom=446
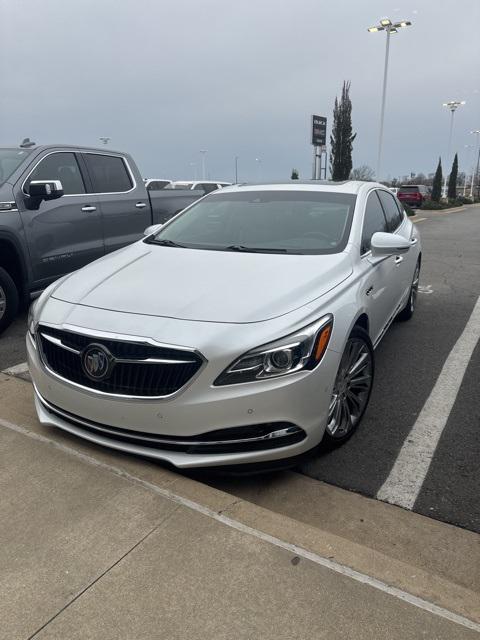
left=323, top=327, right=374, bottom=446
left=0, top=267, right=19, bottom=334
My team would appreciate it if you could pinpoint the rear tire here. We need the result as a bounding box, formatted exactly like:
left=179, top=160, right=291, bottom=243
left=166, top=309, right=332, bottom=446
left=322, top=327, right=374, bottom=447
left=0, top=267, right=19, bottom=334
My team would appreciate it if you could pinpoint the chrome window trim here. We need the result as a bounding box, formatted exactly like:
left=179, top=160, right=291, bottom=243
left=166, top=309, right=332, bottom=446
left=36, top=322, right=207, bottom=401
left=21, top=150, right=137, bottom=197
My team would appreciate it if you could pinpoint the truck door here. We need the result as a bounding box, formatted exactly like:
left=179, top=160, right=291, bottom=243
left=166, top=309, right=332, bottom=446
left=80, top=152, right=150, bottom=254
left=16, top=151, right=104, bottom=287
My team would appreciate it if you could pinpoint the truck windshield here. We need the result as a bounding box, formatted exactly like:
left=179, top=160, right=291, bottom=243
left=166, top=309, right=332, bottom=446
left=0, top=149, right=32, bottom=185
left=147, top=190, right=357, bottom=255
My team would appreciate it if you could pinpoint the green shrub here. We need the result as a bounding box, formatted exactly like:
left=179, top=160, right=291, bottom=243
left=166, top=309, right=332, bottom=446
left=454, top=196, right=473, bottom=205
left=403, top=204, right=415, bottom=216
left=420, top=200, right=449, bottom=210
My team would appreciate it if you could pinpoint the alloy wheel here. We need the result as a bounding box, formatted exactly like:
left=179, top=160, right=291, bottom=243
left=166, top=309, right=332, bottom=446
left=326, top=337, right=373, bottom=439
left=410, top=263, right=420, bottom=313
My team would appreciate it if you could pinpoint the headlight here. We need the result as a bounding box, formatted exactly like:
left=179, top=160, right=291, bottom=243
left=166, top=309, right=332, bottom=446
left=214, top=315, right=333, bottom=386
left=27, top=300, right=38, bottom=339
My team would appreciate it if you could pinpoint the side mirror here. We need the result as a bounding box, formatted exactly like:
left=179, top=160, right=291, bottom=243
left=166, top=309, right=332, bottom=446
left=370, top=232, right=411, bottom=257
left=143, top=223, right=163, bottom=237
left=28, top=180, right=64, bottom=201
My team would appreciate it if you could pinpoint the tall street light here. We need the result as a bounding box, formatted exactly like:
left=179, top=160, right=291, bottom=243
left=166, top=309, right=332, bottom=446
left=442, top=100, right=465, bottom=196
left=199, top=150, right=207, bottom=180
left=255, top=157, right=262, bottom=181
left=463, top=145, right=474, bottom=196
left=368, top=17, right=412, bottom=181
left=470, top=130, right=480, bottom=198
left=234, top=155, right=239, bottom=183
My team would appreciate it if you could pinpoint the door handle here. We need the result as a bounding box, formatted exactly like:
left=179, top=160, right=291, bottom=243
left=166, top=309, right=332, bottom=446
left=395, top=256, right=403, bottom=265
left=81, top=206, right=97, bottom=212
left=135, top=202, right=147, bottom=209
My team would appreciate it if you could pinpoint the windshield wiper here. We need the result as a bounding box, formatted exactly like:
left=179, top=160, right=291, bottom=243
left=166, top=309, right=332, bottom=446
left=146, top=238, right=186, bottom=248
left=223, top=245, right=289, bottom=254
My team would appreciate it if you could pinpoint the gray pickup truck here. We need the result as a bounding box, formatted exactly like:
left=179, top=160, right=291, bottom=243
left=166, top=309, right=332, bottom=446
left=0, top=144, right=204, bottom=333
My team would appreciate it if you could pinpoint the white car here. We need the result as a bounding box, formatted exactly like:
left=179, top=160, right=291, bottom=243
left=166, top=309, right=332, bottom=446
left=27, top=181, right=421, bottom=469
left=168, top=180, right=232, bottom=194
left=144, top=178, right=172, bottom=191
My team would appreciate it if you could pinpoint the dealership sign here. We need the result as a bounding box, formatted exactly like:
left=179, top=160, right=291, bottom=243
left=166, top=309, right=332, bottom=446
left=311, top=115, right=327, bottom=146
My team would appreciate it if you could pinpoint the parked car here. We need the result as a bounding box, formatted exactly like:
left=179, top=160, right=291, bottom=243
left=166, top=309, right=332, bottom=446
left=0, top=144, right=206, bottom=333
left=28, top=181, right=421, bottom=469
left=168, top=180, right=232, bottom=194
left=397, top=184, right=430, bottom=207
left=145, top=178, right=172, bottom=191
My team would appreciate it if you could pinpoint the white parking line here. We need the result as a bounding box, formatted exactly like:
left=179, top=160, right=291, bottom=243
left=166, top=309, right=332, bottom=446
left=2, top=361, right=29, bottom=376
left=0, top=415, right=479, bottom=632
left=377, top=295, right=480, bottom=510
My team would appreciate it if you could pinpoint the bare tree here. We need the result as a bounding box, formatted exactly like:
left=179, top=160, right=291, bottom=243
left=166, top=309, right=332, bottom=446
left=350, top=165, right=375, bottom=181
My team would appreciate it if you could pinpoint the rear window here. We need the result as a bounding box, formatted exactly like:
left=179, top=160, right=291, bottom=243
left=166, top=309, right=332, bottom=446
left=84, top=154, right=133, bottom=193
left=399, top=186, right=420, bottom=193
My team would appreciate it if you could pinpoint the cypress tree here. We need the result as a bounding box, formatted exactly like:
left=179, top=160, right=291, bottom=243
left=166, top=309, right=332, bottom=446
left=330, top=81, right=356, bottom=180
left=447, top=153, right=458, bottom=200
left=431, top=158, right=443, bottom=202
left=291, top=168, right=299, bottom=180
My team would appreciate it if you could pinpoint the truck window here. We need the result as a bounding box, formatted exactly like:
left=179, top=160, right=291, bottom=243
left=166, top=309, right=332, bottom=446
left=84, top=154, right=133, bottom=193
left=24, top=152, right=86, bottom=195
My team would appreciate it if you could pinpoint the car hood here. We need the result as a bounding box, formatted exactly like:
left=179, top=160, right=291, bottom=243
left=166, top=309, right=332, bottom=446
left=52, top=243, right=352, bottom=323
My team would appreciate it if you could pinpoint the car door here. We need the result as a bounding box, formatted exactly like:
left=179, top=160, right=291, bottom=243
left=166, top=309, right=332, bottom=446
left=15, top=151, right=103, bottom=286
left=358, top=190, right=401, bottom=345
left=377, top=189, right=413, bottom=307
left=81, top=152, right=150, bottom=254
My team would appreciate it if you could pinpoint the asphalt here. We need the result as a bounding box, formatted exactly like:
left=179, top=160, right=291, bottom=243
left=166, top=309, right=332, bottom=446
left=1, top=205, right=479, bottom=536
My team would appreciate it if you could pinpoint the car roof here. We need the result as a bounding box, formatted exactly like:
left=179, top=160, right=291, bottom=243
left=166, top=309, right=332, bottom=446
left=1, top=144, right=129, bottom=156
left=216, top=180, right=385, bottom=195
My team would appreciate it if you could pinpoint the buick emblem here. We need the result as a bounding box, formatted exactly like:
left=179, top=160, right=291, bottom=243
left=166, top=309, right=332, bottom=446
left=81, top=344, right=113, bottom=381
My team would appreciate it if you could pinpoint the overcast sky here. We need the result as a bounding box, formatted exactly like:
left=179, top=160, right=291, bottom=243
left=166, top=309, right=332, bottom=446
left=1, top=0, right=479, bottom=182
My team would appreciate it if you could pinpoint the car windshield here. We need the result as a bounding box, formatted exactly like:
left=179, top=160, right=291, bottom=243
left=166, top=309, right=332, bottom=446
left=0, top=148, right=32, bottom=185
left=147, top=190, right=357, bottom=254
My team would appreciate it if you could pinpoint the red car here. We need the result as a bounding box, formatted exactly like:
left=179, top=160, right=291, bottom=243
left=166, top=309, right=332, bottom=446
left=397, top=184, right=430, bottom=208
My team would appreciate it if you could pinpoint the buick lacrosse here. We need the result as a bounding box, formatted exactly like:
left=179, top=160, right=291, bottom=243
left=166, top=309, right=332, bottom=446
left=28, top=182, right=421, bottom=468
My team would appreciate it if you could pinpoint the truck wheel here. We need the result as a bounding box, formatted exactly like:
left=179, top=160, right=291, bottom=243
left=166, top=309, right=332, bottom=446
left=0, top=267, right=19, bottom=334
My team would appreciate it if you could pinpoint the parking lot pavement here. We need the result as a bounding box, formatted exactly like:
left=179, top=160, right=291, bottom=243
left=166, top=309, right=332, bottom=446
left=298, top=205, right=480, bottom=533
left=1, top=205, right=479, bottom=535
left=1, top=374, right=479, bottom=639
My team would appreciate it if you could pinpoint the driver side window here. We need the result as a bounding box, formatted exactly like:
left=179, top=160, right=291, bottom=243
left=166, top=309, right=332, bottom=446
left=361, top=191, right=388, bottom=254
left=24, top=152, right=86, bottom=195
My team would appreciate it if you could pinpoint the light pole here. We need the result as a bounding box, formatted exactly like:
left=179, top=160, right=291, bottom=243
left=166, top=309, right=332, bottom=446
left=463, top=145, right=474, bottom=196
left=199, top=150, right=207, bottom=180
left=234, top=156, right=239, bottom=183
left=255, top=158, right=262, bottom=181
left=471, top=130, right=480, bottom=199
left=368, top=18, right=412, bottom=181
left=442, top=101, right=465, bottom=197
left=99, top=137, right=111, bottom=145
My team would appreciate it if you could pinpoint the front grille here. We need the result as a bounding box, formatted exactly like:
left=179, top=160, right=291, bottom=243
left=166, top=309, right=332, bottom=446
left=40, top=396, right=306, bottom=454
left=38, top=326, right=204, bottom=397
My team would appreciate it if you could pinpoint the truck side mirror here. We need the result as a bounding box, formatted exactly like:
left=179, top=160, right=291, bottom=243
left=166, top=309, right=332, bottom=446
left=28, top=180, right=64, bottom=201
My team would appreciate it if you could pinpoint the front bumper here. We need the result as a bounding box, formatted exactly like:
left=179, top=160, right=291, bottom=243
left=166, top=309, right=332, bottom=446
left=28, top=330, right=339, bottom=468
